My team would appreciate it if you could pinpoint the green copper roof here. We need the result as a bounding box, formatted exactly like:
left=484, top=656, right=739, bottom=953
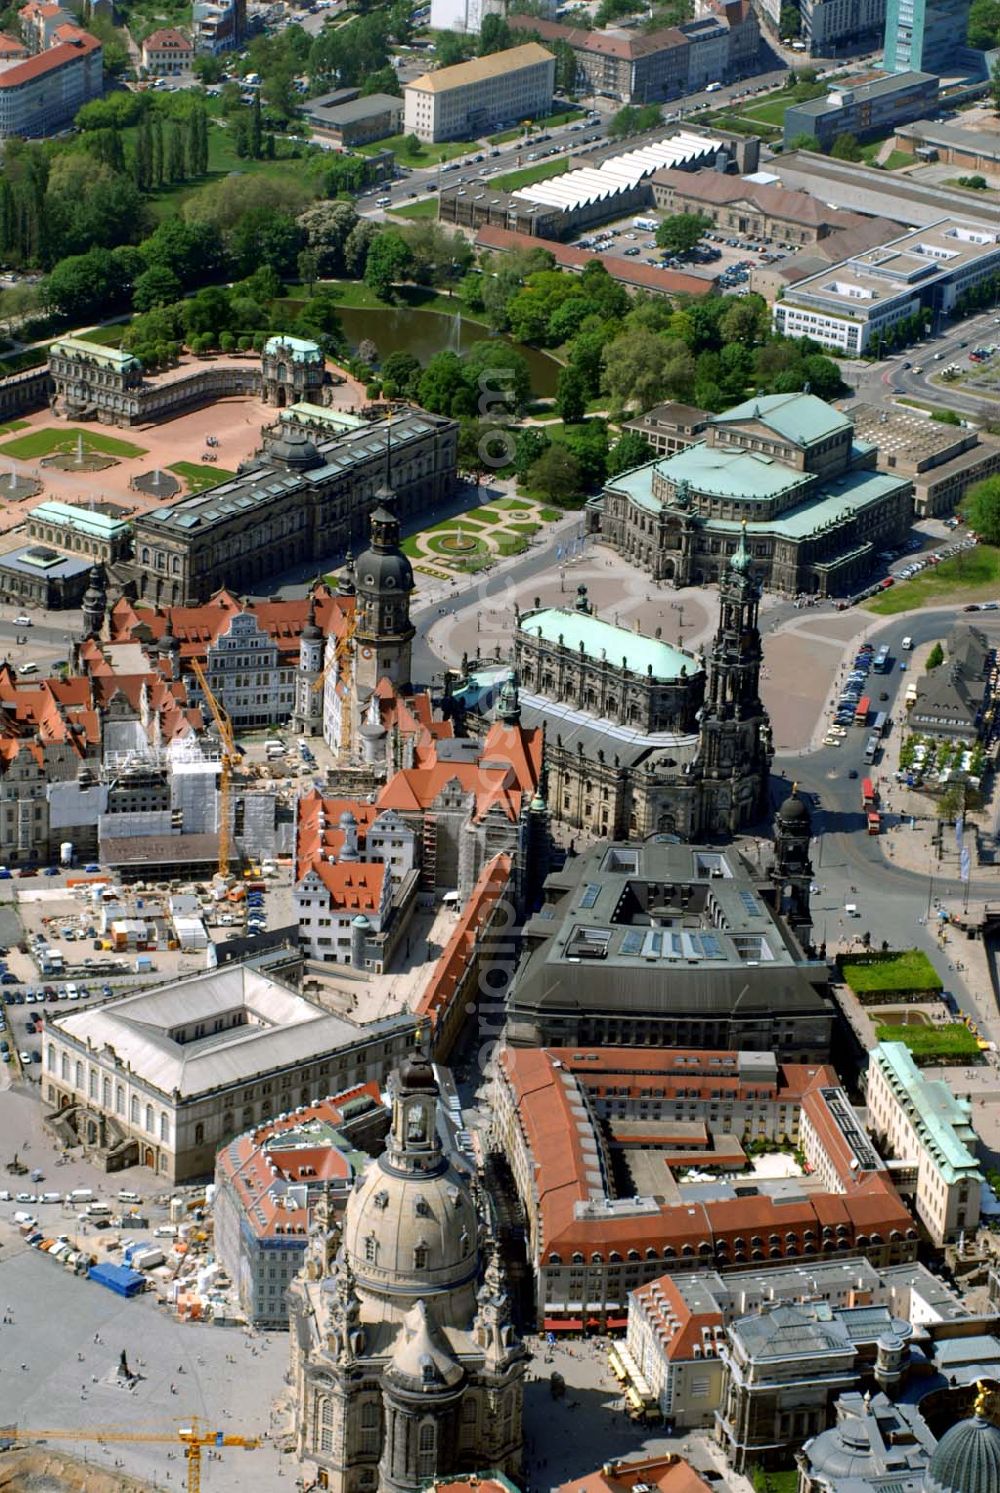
left=32, top=500, right=130, bottom=538
left=51, top=335, right=141, bottom=373
left=657, top=443, right=812, bottom=502
left=872, top=1042, right=983, bottom=1186
left=521, top=607, right=697, bottom=680
left=606, top=460, right=908, bottom=539
left=264, top=335, right=324, bottom=364
left=712, top=392, right=853, bottom=445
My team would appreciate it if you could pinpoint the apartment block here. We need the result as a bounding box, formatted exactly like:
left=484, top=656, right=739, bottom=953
left=0, top=24, right=101, bottom=138
left=403, top=43, right=555, bottom=144
left=783, top=70, right=938, bottom=152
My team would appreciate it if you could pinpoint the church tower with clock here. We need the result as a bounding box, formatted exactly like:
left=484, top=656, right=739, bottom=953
left=352, top=479, right=415, bottom=697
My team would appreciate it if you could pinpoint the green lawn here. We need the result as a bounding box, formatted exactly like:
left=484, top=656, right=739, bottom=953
left=169, top=460, right=236, bottom=492
left=492, top=497, right=531, bottom=510
left=145, top=121, right=317, bottom=220
left=357, top=133, right=471, bottom=165
left=840, top=949, right=942, bottom=995
left=77, top=323, right=130, bottom=347
left=0, top=420, right=27, bottom=436
left=466, top=507, right=500, bottom=521
left=312, top=280, right=483, bottom=321
left=494, top=158, right=570, bottom=192
left=878, top=149, right=917, bottom=171
left=739, top=96, right=794, bottom=127
left=488, top=108, right=585, bottom=142
left=865, top=544, right=1000, bottom=615
left=0, top=427, right=147, bottom=460
left=538, top=506, right=563, bottom=521
left=389, top=198, right=440, bottom=219
left=875, top=1023, right=980, bottom=1061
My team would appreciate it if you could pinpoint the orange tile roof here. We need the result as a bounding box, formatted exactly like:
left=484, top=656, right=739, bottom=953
left=631, top=1276, right=725, bottom=1363
left=295, top=789, right=381, bottom=881
left=499, top=1047, right=917, bottom=1263
left=377, top=717, right=541, bottom=824
left=0, top=28, right=99, bottom=86
left=554, top=1455, right=715, bottom=1493
left=217, top=1083, right=385, bottom=1241
left=416, top=853, right=512, bottom=1028
left=109, top=586, right=353, bottom=664
left=303, top=858, right=385, bottom=912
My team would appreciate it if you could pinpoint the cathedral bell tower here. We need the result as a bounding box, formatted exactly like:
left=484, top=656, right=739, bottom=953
left=353, top=460, right=415, bottom=696
left=696, top=522, right=773, bottom=834
left=773, top=783, right=813, bottom=932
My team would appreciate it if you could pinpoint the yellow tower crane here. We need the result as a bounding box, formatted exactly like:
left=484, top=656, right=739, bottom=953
left=312, top=609, right=358, bottom=761
left=13, top=1419, right=261, bottom=1493
left=189, top=657, right=239, bottom=877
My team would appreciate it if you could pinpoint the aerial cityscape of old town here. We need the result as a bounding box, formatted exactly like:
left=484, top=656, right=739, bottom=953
left=13, top=0, right=1000, bottom=1491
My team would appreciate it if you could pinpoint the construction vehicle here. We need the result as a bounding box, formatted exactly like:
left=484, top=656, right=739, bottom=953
left=13, top=1418, right=260, bottom=1493
left=189, top=659, right=239, bottom=877
left=313, top=610, right=358, bottom=760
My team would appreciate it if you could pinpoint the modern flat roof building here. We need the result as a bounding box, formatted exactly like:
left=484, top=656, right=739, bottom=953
left=782, top=70, right=938, bottom=152
left=850, top=403, right=1000, bottom=519
left=773, top=217, right=1000, bottom=357
left=44, top=965, right=415, bottom=1181
left=506, top=837, right=834, bottom=1057
left=883, top=0, right=971, bottom=73
left=403, top=42, right=555, bottom=143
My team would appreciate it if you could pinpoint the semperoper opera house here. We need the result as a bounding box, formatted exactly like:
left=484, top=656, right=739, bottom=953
left=592, top=392, right=914, bottom=597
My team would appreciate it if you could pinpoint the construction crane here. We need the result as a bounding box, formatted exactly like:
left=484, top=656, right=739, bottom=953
left=189, top=657, right=239, bottom=876
left=13, top=1419, right=261, bottom=1493
left=313, top=609, right=358, bottom=761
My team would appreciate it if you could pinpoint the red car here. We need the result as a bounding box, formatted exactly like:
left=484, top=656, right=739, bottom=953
left=879, top=577, right=895, bottom=589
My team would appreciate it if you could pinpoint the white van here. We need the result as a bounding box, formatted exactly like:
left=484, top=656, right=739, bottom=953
left=901, top=636, right=913, bottom=650
left=264, top=739, right=285, bottom=753
left=68, top=1187, right=94, bottom=1204
left=845, top=902, right=861, bottom=918
left=117, top=1189, right=141, bottom=1204
left=83, top=1202, right=111, bottom=1219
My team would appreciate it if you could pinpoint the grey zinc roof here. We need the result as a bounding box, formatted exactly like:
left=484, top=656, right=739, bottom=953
left=731, top=1302, right=855, bottom=1359
left=52, top=966, right=395, bottom=1099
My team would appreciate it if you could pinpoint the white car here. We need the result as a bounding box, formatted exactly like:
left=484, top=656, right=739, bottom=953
left=13, top=615, right=31, bottom=627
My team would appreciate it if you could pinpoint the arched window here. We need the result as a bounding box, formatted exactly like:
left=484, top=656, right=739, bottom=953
left=194, top=1121, right=204, bottom=1145
left=414, top=1244, right=428, bottom=1270
left=417, top=1422, right=435, bottom=1478
left=75, top=1061, right=83, bottom=1091
left=130, top=1095, right=139, bottom=1124
left=102, top=1077, right=111, bottom=1107
left=145, top=1104, right=154, bottom=1133
left=318, top=1396, right=333, bottom=1454
left=160, top=1113, right=169, bottom=1142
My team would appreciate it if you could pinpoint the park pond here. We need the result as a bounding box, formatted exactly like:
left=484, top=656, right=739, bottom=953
left=336, top=306, right=561, bottom=399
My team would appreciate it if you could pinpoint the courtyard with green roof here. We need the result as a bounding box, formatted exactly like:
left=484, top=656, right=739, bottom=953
left=399, top=496, right=563, bottom=578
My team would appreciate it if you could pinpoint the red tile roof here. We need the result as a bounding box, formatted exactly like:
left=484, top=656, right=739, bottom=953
left=554, top=1455, right=715, bottom=1493
left=295, top=789, right=381, bottom=882
left=303, top=859, right=386, bottom=913
left=143, top=26, right=192, bottom=49
left=416, top=853, right=512, bottom=1029
left=0, top=27, right=98, bottom=86
left=509, top=13, right=688, bottom=59
left=216, top=1083, right=385, bottom=1241
left=0, top=31, right=27, bottom=53
left=499, top=1047, right=917, bottom=1264
left=630, top=1276, right=725, bottom=1363
left=109, top=585, right=353, bottom=665
left=475, top=226, right=714, bottom=298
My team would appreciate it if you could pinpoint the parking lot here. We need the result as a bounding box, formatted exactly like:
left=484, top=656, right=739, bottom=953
left=564, top=215, right=792, bottom=291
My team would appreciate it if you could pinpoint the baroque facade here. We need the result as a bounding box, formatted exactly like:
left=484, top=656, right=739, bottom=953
left=593, top=392, right=914, bottom=597
left=123, top=410, right=457, bottom=607
left=471, top=529, right=772, bottom=843
left=288, top=1053, right=526, bottom=1493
